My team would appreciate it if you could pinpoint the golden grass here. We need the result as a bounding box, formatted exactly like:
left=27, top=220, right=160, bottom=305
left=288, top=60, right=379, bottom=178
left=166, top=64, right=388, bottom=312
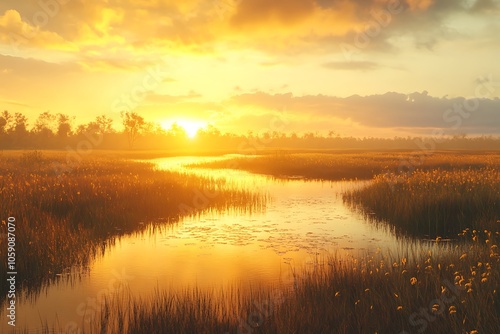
left=0, top=151, right=265, bottom=304
left=190, top=151, right=500, bottom=181
left=18, top=231, right=498, bottom=334
left=344, top=168, right=500, bottom=237
left=4, top=150, right=499, bottom=333
left=272, top=231, right=500, bottom=334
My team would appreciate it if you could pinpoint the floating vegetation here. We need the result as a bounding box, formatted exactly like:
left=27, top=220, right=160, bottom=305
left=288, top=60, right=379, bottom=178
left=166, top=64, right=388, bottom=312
left=14, top=230, right=498, bottom=334
left=0, top=151, right=266, bottom=305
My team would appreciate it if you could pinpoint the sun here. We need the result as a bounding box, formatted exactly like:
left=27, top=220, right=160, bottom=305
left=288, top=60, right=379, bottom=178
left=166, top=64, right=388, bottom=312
left=162, top=120, right=206, bottom=139
left=179, top=121, right=204, bottom=138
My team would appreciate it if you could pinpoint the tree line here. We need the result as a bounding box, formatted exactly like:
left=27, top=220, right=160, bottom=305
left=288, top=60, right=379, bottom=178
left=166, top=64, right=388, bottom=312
left=1, top=110, right=499, bottom=151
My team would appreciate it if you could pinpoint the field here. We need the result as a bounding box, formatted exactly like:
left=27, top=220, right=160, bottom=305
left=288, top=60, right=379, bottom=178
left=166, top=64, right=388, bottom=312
left=344, top=167, right=500, bottom=237
left=191, top=151, right=500, bottom=181
left=27, top=233, right=500, bottom=334
left=194, top=151, right=500, bottom=236
left=0, top=151, right=265, bottom=304
left=1, top=150, right=499, bottom=334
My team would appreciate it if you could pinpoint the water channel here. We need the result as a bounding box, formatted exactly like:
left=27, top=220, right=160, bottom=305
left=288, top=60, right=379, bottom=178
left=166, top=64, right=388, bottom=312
left=2, top=155, right=416, bottom=333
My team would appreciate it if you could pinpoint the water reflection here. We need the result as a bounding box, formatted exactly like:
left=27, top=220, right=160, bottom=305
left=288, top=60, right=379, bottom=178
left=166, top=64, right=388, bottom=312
left=0, top=155, right=430, bottom=332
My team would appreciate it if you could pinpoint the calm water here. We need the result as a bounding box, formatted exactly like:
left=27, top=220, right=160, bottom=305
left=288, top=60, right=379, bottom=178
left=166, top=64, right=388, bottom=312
left=3, top=155, right=406, bottom=333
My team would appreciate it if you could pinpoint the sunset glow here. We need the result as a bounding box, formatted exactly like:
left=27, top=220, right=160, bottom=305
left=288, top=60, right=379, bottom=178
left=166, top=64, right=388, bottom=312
left=179, top=120, right=207, bottom=139
left=0, top=1, right=499, bottom=138
left=1, top=2, right=499, bottom=331
left=162, top=120, right=207, bottom=139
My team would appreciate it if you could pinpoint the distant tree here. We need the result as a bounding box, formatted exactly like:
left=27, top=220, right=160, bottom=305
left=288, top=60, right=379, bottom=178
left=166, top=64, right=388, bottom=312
left=56, top=113, right=74, bottom=138
left=33, top=111, right=56, bottom=138
left=199, top=124, right=221, bottom=137
left=0, top=110, right=13, bottom=134
left=10, top=112, right=30, bottom=147
left=154, top=122, right=168, bottom=135
left=13, top=112, right=29, bottom=134
left=75, top=124, right=87, bottom=135
left=303, top=132, right=315, bottom=140
left=0, top=117, right=5, bottom=131
left=121, top=112, right=145, bottom=148
left=0, top=114, right=7, bottom=135
left=95, top=115, right=114, bottom=134
left=168, top=122, right=187, bottom=138
left=78, top=115, right=114, bottom=140
left=141, top=121, right=162, bottom=136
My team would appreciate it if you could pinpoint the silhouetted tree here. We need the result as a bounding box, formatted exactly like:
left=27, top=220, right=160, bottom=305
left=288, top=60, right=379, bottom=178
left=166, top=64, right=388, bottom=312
left=0, top=110, right=13, bottom=134
left=95, top=115, right=114, bottom=134
left=9, top=112, right=30, bottom=147
left=13, top=113, right=28, bottom=134
left=303, top=132, right=315, bottom=139
left=199, top=124, right=221, bottom=138
left=262, top=131, right=271, bottom=141
left=33, top=111, right=56, bottom=138
left=0, top=117, right=5, bottom=131
left=121, top=112, right=145, bottom=148
left=168, top=122, right=187, bottom=138
left=142, top=121, right=165, bottom=136
left=56, top=113, right=73, bottom=138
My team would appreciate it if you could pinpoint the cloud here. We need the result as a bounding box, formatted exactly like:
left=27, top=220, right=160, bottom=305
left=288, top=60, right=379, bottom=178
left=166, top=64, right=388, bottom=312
left=470, top=0, right=500, bottom=12
left=229, top=92, right=293, bottom=110
left=0, top=53, right=77, bottom=76
left=76, top=55, right=157, bottom=72
left=0, top=0, right=498, bottom=60
left=406, top=0, right=435, bottom=11
left=145, top=90, right=202, bottom=104
left=0, top=98, right=34, bottom=109
left=0, top=9, right=68, bottom=50
left=323, top=60, right=380, bottom=71
left=230, top=0, right=316, bottom=27
left=229, top=90, right=500, bottom=135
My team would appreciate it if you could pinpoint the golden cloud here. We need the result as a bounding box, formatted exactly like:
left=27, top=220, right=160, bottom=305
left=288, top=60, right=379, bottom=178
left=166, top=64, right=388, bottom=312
left=0, top=0, right=496, bottom=63
left=230, top=0, right=316, bottom=27
left=0, top=9, right=68, bottom=49
left=406, top=0, right=434, bottom=11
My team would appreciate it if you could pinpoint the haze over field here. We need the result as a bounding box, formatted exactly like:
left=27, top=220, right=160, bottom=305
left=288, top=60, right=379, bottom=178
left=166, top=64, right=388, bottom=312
left=0, top=0, right=499, bottom=137
left=1, top=3, right=500, bottom=333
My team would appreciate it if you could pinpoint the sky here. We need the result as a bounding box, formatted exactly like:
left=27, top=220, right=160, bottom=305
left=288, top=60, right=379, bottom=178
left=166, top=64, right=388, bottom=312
left=0, top=0, right=499, bottom=137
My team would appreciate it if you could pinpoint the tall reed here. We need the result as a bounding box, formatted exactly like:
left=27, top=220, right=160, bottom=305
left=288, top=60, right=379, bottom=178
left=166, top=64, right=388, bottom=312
left=17, top=231, right=498, bottom=334
left=343, top=167, right=500, bottom=237
left=0, top=151, right=266, bottom=305
left=191, top=151, right=500, bottom=181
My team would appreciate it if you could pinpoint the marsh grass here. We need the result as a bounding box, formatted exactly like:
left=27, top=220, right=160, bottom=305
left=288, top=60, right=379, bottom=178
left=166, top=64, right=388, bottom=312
left=14, top=232, right=498, bottom=334
left=0, top=151, right=266, bottom=305
left=275, top=233, right=500, bottom=334
left=344, top=168, right=500, bottom=237
left=4, top=150, right=499, bottom=333
left=191, top=151, right=500, bottom=181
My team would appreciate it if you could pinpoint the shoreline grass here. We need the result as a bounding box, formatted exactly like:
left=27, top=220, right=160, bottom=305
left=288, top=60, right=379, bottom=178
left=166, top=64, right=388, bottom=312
left=3, top=150, right=499, bottom=333
left=0, top=151, right=266, bottom=305
left=343, top=168, right=500, bottom=237
left=190, top=151, right=500, bottom=181
left=14, top=231, right=499, bottom=334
